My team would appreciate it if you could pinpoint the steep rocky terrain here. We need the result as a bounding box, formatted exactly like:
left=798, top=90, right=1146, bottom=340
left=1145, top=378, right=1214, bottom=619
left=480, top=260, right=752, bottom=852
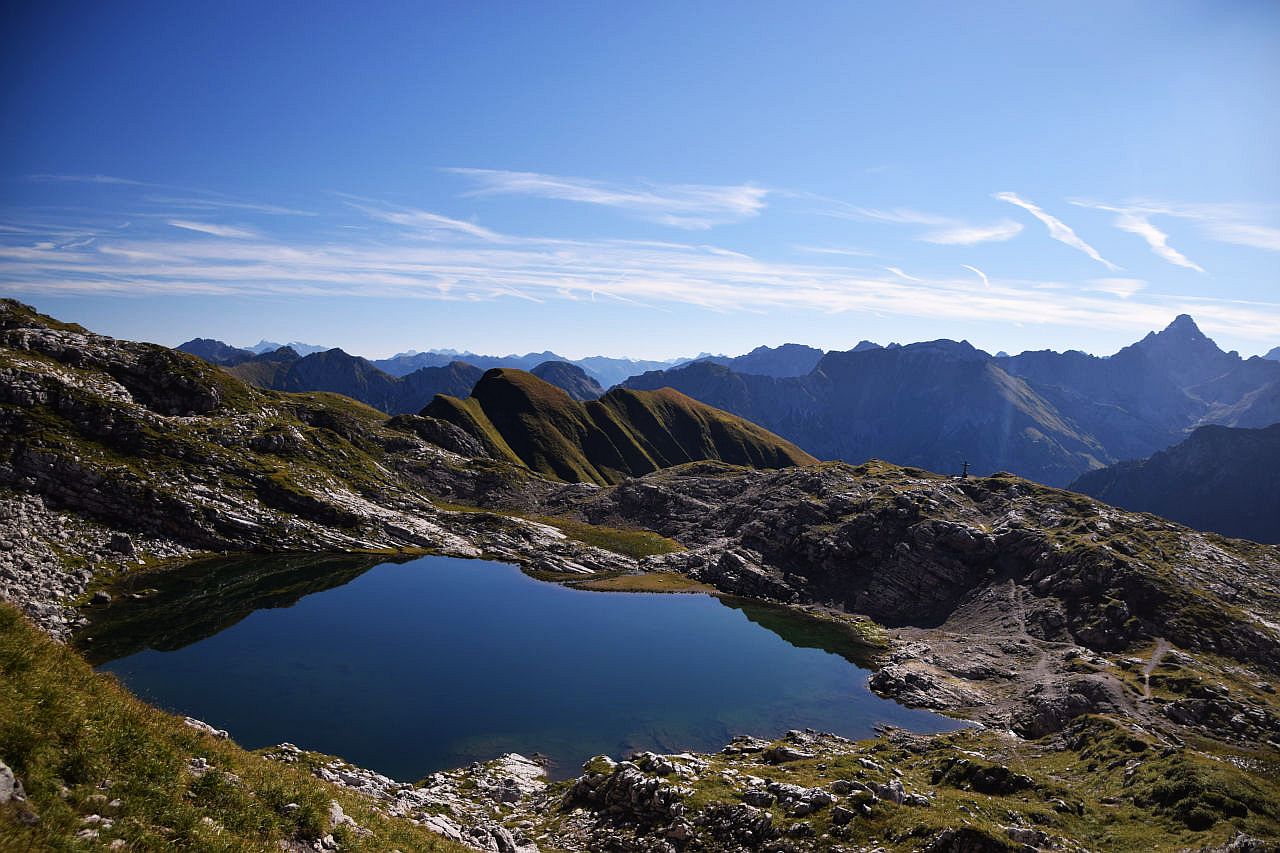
left=424, top=368, right=817, bottom=485
left=1071, top=424, right=1280, bottom=544
left=3, top=300, right=1280, bottom=851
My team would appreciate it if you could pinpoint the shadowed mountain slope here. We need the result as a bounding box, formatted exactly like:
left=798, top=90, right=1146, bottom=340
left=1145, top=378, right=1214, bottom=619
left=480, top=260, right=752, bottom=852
left=626, top=340, right=1105, bottom=485
left=212, top=347, right=610, bottom=415
left=176, top=338, right=255, bottom=365
left=1070, top=423, right=1280, bottom=543
left=530, top=360, right=604, bottom=400
left=423, top=368, right=816, bottom=485
left=699, top=343, right=827, bottom=377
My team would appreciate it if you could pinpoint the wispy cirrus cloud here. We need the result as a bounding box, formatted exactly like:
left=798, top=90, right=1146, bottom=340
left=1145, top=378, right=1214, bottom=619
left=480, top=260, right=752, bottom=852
left=167, top=220, right=260, bottom=239
left=922, top=221, right=1022, bottom=245
left=819, top=204, right=1023, bottom=245
left=1071, top=201, right=1203, bottom=271
left=29, top=173, right=146, bottom=186
left=1086, top=278, right=1147, bottom=299
left=1209, top=222, right=1280, bottom=252
left=147, top=195, right=316, bottom=217
left=340, top=197, right=506, bottom=242
left=4, top=205, right=1279, bottom=342
left=960, top=264, right=990, bottom=288
left=446, top=168, right=767, bottom=229
left=995, top=191, right=1119, bottom=271
left=1095, top=200, right=1280, bottom=254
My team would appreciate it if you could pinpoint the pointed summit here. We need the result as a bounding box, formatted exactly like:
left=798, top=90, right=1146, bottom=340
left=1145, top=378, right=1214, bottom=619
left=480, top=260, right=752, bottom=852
left=1164, top=313, right=1205, bottom=336
left=1124, top=314, right=1238, bottom=387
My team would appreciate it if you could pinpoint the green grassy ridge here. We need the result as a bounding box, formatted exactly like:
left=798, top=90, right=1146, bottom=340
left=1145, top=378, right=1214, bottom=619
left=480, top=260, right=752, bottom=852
left=423, top=367, right=817, bottom=485
left=0, top=604, right=469, bottom=852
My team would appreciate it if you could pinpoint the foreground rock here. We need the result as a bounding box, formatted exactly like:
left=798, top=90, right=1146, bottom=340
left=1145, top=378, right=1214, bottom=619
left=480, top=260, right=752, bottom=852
left=269, top=724, right=1280, bottom=852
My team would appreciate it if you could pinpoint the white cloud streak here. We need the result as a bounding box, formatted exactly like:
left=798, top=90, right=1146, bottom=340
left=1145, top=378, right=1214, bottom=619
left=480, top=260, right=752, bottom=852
left=167, top=220, right=260, bottom=239
left=29, top=173, right=144, bottom=186
left=1202, top=222, right=1280, bottom=252
left=995, top=191, right=1119, bottom=270
left=1071, top=201, right=1203, bottom=271
left=1086, top=278, right=1147, bottom=299
left=447, top=168, right=767, bottom=229
left=961, top=264, right=990, bottom=288
left=823, top=204, right=1024, bottom=246
left=923, top=221, right=1022, bottom=245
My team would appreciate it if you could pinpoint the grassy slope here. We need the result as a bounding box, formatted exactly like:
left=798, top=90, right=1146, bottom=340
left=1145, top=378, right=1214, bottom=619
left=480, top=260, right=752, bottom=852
left=424, top=368, right=816, bottom=485
left=0, top=604, right=469, bottom=852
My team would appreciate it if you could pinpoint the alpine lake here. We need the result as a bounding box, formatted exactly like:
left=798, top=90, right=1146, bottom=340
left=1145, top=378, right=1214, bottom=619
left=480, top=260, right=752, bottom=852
left=78, top=554, right=962, bottom=782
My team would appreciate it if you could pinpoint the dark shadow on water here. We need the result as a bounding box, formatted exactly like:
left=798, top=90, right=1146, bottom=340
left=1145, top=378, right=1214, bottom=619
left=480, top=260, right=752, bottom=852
left=721, top=598, right=882, bottom=669
left=76, top=553, right=397, bottom=665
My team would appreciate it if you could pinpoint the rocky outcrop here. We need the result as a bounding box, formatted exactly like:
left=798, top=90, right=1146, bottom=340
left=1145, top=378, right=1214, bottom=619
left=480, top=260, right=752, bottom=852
left=264, top=743, right=544, bottom=853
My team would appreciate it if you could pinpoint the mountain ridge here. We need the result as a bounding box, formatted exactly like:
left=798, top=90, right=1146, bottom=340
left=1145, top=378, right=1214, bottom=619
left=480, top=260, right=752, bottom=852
left=423, top=368, right=817, bottom=485
left=626, top=315, right=1280, bottom=486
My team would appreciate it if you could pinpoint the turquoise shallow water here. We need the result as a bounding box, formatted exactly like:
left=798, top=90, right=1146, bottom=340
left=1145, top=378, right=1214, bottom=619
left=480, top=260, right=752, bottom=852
left=90, top=555, right=961, bottom=780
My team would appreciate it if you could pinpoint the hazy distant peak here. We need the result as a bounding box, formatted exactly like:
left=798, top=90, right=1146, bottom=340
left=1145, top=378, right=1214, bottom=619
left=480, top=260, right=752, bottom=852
left=248, top=339, right=329, bottom=356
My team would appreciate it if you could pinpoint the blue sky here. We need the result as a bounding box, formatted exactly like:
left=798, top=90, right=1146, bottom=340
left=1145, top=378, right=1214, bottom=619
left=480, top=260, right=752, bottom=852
left=2, top=1, right=1277, bottom=359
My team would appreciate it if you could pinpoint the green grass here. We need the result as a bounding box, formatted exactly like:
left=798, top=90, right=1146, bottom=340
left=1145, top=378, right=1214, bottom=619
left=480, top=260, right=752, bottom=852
left=576, top=572, right=714, bottom=593
left=536, top=516, right=683, bottom=558
left=0, top=604, right=469, bottom=852
left=430, top=498, right=684, bottom=560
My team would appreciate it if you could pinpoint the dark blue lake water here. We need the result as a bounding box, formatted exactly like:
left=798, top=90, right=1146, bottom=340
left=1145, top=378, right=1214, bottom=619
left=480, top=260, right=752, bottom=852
left=89, top=555, right=959, bottom=780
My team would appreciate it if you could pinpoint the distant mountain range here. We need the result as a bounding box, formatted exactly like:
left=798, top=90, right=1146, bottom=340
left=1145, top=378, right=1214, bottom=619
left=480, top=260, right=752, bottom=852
left=181, top=339, right=838, bottom=387
left=423, top=368, right=816, bottom=485
left=179, top=319, right=1279, bottom=487
left=1070, top=423, right=1280, bottom=544
left=623, top=315, right=1280, bottom=486
left=371, top=349, right=683, bottom=387
left=248, top=339, right=329, bottom=356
